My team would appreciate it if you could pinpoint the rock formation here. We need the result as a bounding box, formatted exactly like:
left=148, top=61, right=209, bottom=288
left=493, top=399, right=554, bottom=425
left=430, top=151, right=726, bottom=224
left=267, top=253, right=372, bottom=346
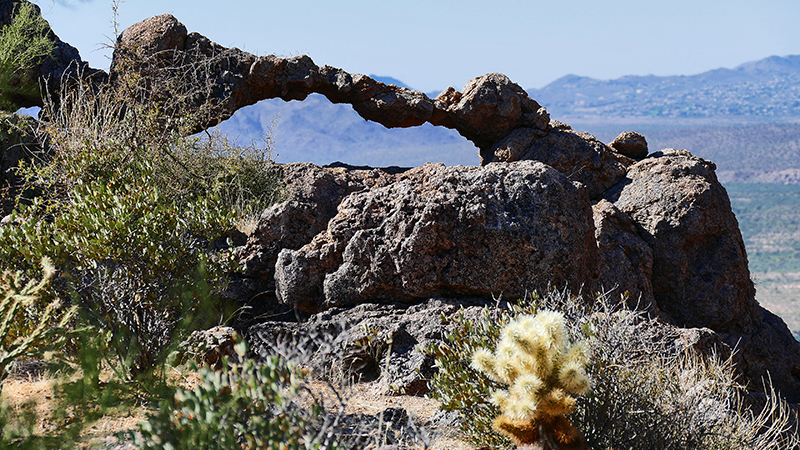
left=274, top=161, right=598, bottom=312
left=9, top=11, right=800, bottom=405
left=0, top=110, right=48, bottom=213
left=605, top=149, right=757, bottom=331
left=246, top=299, right=490, bottom=395
left=605, top=149, right=800, bottom=394
left=490, top=122, right=633, bottom=199
left=609, top=131, right=649, bottom=160
left=111, top=14, right=640, bottom=174
left=238, top=149, right=800, bottom=401
left=592, top=199, right=657, bottom=314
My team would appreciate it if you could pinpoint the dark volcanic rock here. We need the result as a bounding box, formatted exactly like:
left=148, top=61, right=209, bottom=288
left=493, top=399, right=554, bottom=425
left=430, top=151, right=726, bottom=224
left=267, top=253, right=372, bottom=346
left=234, top=162, right=406, bottom=321
left=0, top=0, right=93, bottom=110
left=592, top=199, right=657, bottom=315
left=610, top=131, right=649, bottom=160
left=605, top=148, right=800, bottom=401
left=490, top=126, right=633, bottom=199
left=240, top=162, right=406, bottom=280
left=111, top=16, right=553, bottom=163
left=246, top=299, right=491, bottom=395
left=430, top=73, right=550, bottom=161
left=0, top=111, right=48, bottom=213
left=275, top=161, right=599, bottom=313
left=605, top=149, right=757, bottom=331
left=112, top=13, right=188, bottom=68
left=116, top=13, right=187, bottom=53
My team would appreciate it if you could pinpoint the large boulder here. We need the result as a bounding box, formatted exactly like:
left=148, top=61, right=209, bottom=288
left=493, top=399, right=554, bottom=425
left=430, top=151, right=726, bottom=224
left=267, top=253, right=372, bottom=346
left=604, top=149, right=800, bottom=401
left=609, top=131, right=649, bottom=160
left=246, top=298, right=496, bottom=395
left=275, top=161, right=599, bottom=313
left=240, top=162, right=406, bottom=280
left=592, top=199, right=657, bottom=315
left=430, top=73, right=550, bottom=161
left=605, top=149, right=757, bottom=331
left=231, top=162, right=406, bottom=320
left=490, top=122, right=633, bottom=199
left=115, top=13, right=188, bottom=57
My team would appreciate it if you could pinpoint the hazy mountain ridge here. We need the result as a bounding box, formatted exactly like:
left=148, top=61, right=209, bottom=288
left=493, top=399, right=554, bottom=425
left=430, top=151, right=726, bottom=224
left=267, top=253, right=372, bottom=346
left=531, top=55, right=800, bottom=119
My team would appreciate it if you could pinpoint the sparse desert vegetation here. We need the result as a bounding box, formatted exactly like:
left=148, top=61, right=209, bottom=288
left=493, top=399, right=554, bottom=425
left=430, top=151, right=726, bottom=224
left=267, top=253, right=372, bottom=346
left=2, top=2, right=800, bottom=449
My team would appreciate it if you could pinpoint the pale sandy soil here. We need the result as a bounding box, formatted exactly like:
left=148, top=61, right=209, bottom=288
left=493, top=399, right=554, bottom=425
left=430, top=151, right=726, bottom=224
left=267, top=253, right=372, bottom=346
left=1, top=371, right=472, bottom=449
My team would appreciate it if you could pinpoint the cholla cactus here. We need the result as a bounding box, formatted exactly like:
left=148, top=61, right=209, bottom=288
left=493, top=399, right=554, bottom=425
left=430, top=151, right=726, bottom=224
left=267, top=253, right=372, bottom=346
left=471, top=310, right=590, bottom=449
left=0, top=258, right=78, bottom=387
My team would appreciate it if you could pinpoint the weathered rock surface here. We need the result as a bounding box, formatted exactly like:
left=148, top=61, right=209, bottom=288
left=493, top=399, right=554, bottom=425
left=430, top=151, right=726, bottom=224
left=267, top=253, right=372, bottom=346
left=490, top=124, right=633, bottom=199
left=240, top=163, right=407, bottom=279
left=114, top=13, right=188, bottom=60
left=176, top=326, right=242, bottom=369
left=610, top=131, right=649, bottom=160
left=246, top=297, right=744, bottom=401
left=605, top=149, right=757, bottom=331
left=274, top=161, right=598, bottom=313
left=430, top=73, right=550, bottom=161
left=246, top=299, right=491, bottom=395
left=592, top=199, right=657, bottom=315
left=101, top=14, right=800, bottom=404
left=231, top=149, right=800, bottom=401
left=224, top=162, right=408, bottom=323
left=0, top=111, right=48, bottom=213
left=604, top=149, right=800, bottom=400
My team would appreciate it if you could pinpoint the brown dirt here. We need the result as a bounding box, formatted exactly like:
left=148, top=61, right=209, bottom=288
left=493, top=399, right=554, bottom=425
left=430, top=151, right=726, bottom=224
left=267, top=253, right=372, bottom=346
left=2, top=371, right=473, bottom=449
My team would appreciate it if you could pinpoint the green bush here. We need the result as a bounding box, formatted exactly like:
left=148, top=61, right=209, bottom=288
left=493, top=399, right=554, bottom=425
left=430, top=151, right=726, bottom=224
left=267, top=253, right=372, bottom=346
left=0, top=13, right=288, bottom=447
left=0, top=36, right=283, bottom=383
left=0, top=1, right=54, bottom=112
left=425, top=290, right=800, bottom=449
left=133, top=341, right=344, bottom=450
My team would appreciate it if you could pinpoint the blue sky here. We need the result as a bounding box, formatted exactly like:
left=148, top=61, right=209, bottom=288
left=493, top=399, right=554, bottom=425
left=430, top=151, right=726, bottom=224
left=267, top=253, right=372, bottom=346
left=32, top=0, right=800, bottom=93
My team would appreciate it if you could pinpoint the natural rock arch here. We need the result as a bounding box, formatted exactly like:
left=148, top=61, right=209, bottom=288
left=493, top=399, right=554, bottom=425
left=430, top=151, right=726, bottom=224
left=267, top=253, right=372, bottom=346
left=112, top=14, right=626, bottom=168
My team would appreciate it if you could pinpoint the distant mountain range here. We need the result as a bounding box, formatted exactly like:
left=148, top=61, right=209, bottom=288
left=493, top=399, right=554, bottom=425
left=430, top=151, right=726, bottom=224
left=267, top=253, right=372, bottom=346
left=214, top=56, right=800, bottom=173
left=531, top=55, right=800, bottom=120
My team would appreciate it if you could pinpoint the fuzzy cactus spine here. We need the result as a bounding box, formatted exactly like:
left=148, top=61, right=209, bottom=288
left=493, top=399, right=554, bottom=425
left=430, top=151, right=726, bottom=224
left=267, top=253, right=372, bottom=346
left=470, top=310, right=590, bottom=448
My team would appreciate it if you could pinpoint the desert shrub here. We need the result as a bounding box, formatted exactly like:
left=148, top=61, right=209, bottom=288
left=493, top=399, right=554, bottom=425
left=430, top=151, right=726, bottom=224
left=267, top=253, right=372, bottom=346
left=159, top=130, right=284, bottom=224
left=0, top=12, right=285, bottom=448
left=0, top=35, right=283, bottom=382
left=426, top=289, right=800, bottom=449
left=0, top=1, right=55, bottom=112
left=241, top=322, right=438, bottom=448
left=0, top=152, right=235, bottom=381
left=133, top=341, right=345, bottom=450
